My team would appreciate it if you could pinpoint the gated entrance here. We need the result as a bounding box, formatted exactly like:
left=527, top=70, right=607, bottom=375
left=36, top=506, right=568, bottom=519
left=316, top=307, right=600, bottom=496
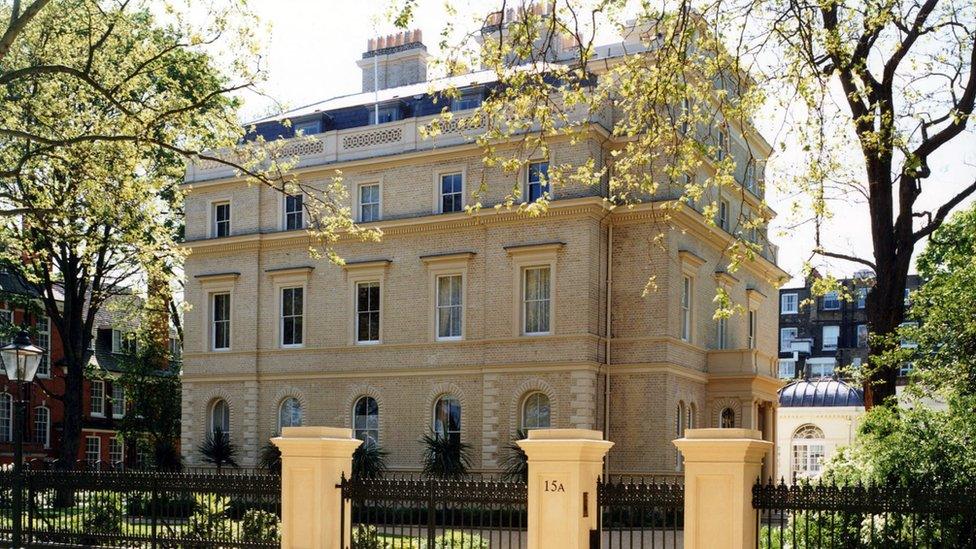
left=339, top=474, right=528, bottom=548
left=593, top=477, right=684, bottom=549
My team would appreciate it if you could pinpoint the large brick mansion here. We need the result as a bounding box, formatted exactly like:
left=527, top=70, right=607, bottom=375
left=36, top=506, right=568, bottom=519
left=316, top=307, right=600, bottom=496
left=179, top=22, right=787, bottom=475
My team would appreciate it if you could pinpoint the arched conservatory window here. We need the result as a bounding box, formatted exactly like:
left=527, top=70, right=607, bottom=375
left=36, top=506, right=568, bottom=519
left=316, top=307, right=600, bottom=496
left=792, top=425, right=826, bottom=477
left=432, top=396, right=461, bottom=444
left=209, top=399, right=230, bottom=436
left=353, top=396, right=379, bottom=444
left=521, top=392, right=551, bottom=430
left=278, top=397, right=303, bottom=433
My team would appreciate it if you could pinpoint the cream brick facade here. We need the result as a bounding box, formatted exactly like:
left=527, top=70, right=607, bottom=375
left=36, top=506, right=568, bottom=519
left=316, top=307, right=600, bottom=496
left=181, top=48, right=787, bottom=476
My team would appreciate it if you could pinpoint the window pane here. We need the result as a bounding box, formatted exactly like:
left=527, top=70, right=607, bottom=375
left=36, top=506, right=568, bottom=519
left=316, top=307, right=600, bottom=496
left=357, top=283, right=380, bottom=342
left=353, top=397, right=379, bottom=443
left=34, top=407, right=49, bottom=446
left=0, top=395, right=10, bottom=442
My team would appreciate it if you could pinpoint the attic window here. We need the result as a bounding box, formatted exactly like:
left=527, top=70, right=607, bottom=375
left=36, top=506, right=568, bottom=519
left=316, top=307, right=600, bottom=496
left=451, top=92, right=482, bottom=112
left=293, top=120, right=321, bottom=136
left=368, top=105, right=402, bottom=125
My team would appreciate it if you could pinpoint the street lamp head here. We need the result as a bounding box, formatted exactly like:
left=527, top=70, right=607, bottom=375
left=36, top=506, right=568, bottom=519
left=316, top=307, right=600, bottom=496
left=1, top=329, right=44, bottom=383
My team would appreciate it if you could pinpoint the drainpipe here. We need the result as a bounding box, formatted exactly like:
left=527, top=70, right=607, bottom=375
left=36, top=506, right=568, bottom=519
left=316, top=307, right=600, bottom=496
left=373, top=53, right=380, bottom=123
left=603, top=222, right=613, bottom=478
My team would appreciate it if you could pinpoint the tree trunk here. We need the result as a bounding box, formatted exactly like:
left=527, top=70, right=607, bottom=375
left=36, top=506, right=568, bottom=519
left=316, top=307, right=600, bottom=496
left=864, top=255, right=910, bottom=407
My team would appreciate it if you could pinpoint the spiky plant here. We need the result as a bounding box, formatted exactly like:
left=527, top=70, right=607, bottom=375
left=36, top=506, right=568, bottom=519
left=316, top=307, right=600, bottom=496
left=198, top=428, right=239, bottom=471
left=421, top=432, right=472, bottom=480
left=352, top=440, right=389, bottom=480
left=500, top=430, right=529, bottom=482
left=258, top=442, right=281, bottom=474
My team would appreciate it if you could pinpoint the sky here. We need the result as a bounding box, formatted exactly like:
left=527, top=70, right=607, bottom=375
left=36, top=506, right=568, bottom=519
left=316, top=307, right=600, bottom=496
left=234, top=0, right=976, bottom=284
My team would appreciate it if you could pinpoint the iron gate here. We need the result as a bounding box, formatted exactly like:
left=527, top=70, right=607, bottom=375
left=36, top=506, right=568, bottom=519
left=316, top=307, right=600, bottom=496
left=593, top=476, right=684, bottom=548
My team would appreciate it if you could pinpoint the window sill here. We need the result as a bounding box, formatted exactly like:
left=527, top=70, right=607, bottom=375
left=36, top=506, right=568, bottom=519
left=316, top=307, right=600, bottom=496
left=91, top=413, right=105, bottom=419
left=522, top=331, right=552, bottom=337
left=436, top=336, right=463, bottom=342
left=280, top=344, right=305, bottom=350
left=211, top=347, right=232, bottom=353
left=355, top=340, right=381, bottom=346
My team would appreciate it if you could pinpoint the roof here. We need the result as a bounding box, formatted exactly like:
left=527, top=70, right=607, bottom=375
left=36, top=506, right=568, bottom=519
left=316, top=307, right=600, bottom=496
left=778, top=378, right=864, bottom=408
left=0, top=269, right=42, bottom=299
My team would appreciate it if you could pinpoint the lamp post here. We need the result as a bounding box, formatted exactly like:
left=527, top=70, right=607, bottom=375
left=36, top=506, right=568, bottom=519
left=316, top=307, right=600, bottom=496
left=2, top=328, right=44, bottom=548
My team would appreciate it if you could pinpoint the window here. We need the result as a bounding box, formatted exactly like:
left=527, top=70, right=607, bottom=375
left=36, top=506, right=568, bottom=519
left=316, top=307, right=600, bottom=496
left=436, top=275, right=463, bottom=340
left=111, top=384, right=125, bottom=419
left=808, top=358, right=836, bottom=378
left=522, top=266, right=551, bottom=335
left=432, top=396, right=461, bottom=445
left=780, top=293, right=798, bottom=314
left=526, top=161, right=550, bottom=202
left=212, top=202, right=230, bottom=238
left=356, top=282, right=381, bottom=343
left=822, top=291, right=840, bottom=310
left=368, top=105, right=400, bottom=125
left=111, top=330, right=135, bottom=354
left=904, top=288, right=912, bottom=306
left=293, top=119, right=321, bottom=135
left=0, top=393, right=10, bottom=442
left=284, top=194, right=304, bottom=230
left=780, top=327, right=798, bottom=351
left=744, top=160, right=758, bottom=194
left=900, top=322, right=918, bottom=349
left=716, top=128, right=728, bottom=161
left=359, top=183, right=380, bottom=222
left=851, top=357, right=862, bottom=369
left=856, top=287, right=867, bottom=309
left=899, top=362, right=914, bottom=376
left=109, top=437, right=124, bottom=465
left=439, top=173, right=464, bottom=213
left=86, top=436, right=101, bottom=465
left=748, top=310, right=757, bottom=349
left=452, top=93, right=482, bottom=112
left=0, top=309, right=11, bottom=347
left=521, top=392, right=551, bottom=430
left=687, top=403, right=696, bottom=430
left=211, top=293, right=231, bottom=350
left=680, top=97, right=691, bottom=135
left=717, top=199, right=729, bottom=231
left=778, top=359, right=796, bottom=379
left=90, top=380, right=105, bottom=417
left=36, top=315, right=50, bottom=377
left=209, top=399, right=230, bottom=436
left=792, top=425, right=825, bottom=477
left=822, top=325, right=840, bottom=351
left=717, top=317, right=728, bottom=349
left=680, top=276, right=692, bottom=342
left=720, top=407, right=735, bottom=428
left=169, top=337, right=181, bottom=360
left=281, top=287, right=304, bottom=347
left=33, top=406, right=50, bottom=447
left=353, top=396, right=379, bottom=444
left=278, top=397, right=303, bottom=433
left=857, top=324, right=869, bottom=348
left=675, top=401, right=686, bottom=470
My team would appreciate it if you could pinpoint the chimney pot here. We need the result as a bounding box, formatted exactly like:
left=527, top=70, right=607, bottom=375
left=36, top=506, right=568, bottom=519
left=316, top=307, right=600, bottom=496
left=414, top=29, right=423, bottom=43
left=386, top=34, right=395, bottom=47
left=396, top=32, right=404, bottom=46
left=367, top=38, right=376, bottom=51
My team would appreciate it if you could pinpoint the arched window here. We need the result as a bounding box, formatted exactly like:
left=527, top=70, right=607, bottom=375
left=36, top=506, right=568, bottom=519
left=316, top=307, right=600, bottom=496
left=792, top=425, right=826, bottom=477
left=0, top=393, right=10, bottom=442
left=521, top=392, right=551, bottom=430
left=675, top=401, right=686, bottom=470
left=33, top=406, right=50, bottom=447
left=687, top=403, right=697, bottom=430
left=720, top=407, right=735, bottom=429
left=209, top=399, right=230, bottom=436
left=353, top=396, right=379, bottom=444
left=278, top=397, right=302, bottom=433
left=432, top=395, right=461, bottom=444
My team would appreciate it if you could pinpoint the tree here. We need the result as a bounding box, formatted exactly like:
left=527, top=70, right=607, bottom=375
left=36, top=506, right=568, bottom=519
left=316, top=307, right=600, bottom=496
left=420, top=433, right=472, bottom=479
left=198, top=428, right=239, bottom=471
left=397, top=0, right=976, bottom=407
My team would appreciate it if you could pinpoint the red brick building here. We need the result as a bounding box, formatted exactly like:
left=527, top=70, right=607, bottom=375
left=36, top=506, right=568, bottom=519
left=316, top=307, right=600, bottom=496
left=0, top=270, right=132, bottom=467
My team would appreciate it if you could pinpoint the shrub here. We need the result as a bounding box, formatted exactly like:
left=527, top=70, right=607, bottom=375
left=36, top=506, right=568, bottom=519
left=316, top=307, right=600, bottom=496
left=352, top=525, right=390, bottom=549
left=81, top=491, right=124, bottom=535
left=500, top=430, right=528, bottom=482
left=185, top=494, right=232, bottom=540
left=428, top=532, right=488, bottom=548
left=198, top=428, right=239, bottom=470
left=421, top=433, right=472, bottom=480
left=258, top=442, right=281, bottom=474
left=241, top=509, right=280, bottom=544
left=352, top=440, right=389, bottom=480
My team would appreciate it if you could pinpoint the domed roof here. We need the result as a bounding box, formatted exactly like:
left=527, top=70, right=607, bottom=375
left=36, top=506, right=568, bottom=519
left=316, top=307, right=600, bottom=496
left=778, top=378, right=864, bottom=408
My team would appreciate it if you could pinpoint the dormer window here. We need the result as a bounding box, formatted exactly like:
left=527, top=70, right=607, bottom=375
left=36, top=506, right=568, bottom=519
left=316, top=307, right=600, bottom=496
left=451, top=92, right=482, bottom=112
left=368, top=105, right=401, bottom=125
left=293, top=120, right=321, bottom=136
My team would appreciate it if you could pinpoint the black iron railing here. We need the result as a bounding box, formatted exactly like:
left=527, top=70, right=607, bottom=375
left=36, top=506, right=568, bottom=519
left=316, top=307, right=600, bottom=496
left=595, top=476, right=684, bottom=548
left=753, top=479, right=976, bottom=548
left=339, top=474, right=527, bottom=548
left=0, top=467, right=281, bottom=547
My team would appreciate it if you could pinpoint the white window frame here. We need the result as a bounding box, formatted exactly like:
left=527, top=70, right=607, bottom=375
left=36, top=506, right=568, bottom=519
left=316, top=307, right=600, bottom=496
left=792, top=425, right=826, bottom=478
left=680, top=275, right=693, bottom=342
left=355, top=281, right=382, bottom=345
left=717, top=198, right=730, bottom=231
left=436, top=171, right=465, bottom=214
left=507, top=244, right=560, bottom=338
left=357, top=182, right=382, bottom=223
left=85, top=436, right=101, bottom=465
left=780, top=327, right=798, bottom=351
left=109, top=437, right=124, bottom=465
left=899, top=322, right=918, bottom=349
left=780, top=293, right=798, bottom=314
left=283, top=193, right=305, bottom=231
left=293, top=119, right=321, bottom=135
left=435, top=274, right=464, bottom=341
left=524, top=160, right=551, bottom=203
left=35, top=314, right=50, bottom=378
left=808, top=358, right=836, bottom=378
left=432, top=395, right=462, bottom=443
left=280, top=286, right=305, bottom=348
left=90, top=380, right=105, bottom=418
left=210, top=200, right=231, bottom=238
left=748, top=309, right=757, bottom=349
left=277, top=397, right=303, bottom=433
left=352, top=395, right=380, bottom=444
left=857, top=324, right=869, bottom=348
left=209, top=399, right=230, bottom=436
left=33, top=405, right=50, bottom=448
left=521, top=265, right=552, bottom=336
left=0, top=393, right=11, bottom=442
left=822, top=291, right=840, bottom=310
left=211, top=292, right=231, bottom=351
left=856, top=287, right=867, bottom=309
left=822, top=325, right=840, bottom=351
left=521, top=392, right=551, bottom=430
left=111, top=383, right=125, bottom=419
left=778, top=359, right=796, bottom=379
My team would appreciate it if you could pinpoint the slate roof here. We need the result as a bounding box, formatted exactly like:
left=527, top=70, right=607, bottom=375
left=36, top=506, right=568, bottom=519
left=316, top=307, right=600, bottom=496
left=779, top=379, right=864, bottom=408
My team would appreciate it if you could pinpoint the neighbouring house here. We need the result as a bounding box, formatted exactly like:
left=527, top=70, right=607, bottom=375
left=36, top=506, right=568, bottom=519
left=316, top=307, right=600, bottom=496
left=180, top=22, right=787, bottom=475
left=0, top=269, right=179, bottom=467
left=777, top=270, right=922, bottom=380
left=776, top=378, right=865, bottom=480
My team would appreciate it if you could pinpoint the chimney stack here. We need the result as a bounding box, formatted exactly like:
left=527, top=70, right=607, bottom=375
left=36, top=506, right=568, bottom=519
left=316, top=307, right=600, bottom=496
left=358, top=29, right=428, bottom=92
